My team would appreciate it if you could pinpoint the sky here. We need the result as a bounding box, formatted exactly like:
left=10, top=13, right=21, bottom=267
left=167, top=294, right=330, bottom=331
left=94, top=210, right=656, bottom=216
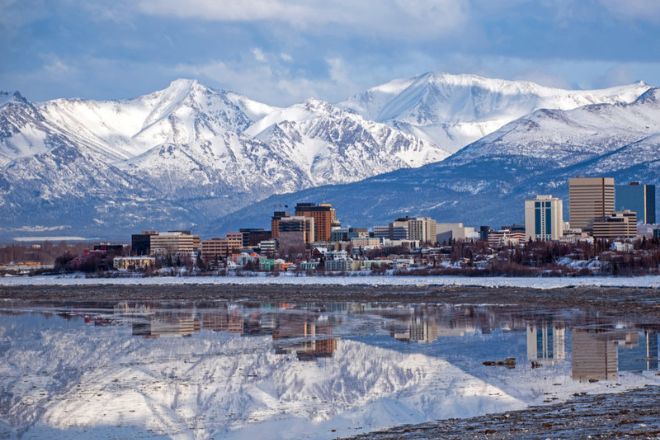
left=1, top=0, right=660, bottom=105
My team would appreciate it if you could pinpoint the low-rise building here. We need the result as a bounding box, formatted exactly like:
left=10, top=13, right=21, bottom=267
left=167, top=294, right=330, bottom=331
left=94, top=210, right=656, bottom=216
left=592, top=210, right=637, bottom=239
left=150, top=231, right=198, bottom=256
left=113, top=256, right=156, bottom=270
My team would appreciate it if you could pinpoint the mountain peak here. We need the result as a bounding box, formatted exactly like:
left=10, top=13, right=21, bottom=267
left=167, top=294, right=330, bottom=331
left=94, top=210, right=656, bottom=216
left=0, top=90, right=30, bottom=107
left=635, top=87, right=660, bottom=104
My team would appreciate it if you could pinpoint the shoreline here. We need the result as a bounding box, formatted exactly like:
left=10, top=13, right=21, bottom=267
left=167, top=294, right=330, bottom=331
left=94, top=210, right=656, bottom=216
left=1, top=274, right=659, bottom=289
left=2, top=283, right=659, bottom=318
left=342, top=386, right=660, bottom=440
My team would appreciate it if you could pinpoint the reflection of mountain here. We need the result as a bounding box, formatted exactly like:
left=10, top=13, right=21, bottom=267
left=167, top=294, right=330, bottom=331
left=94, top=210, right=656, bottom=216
left=0, top=317, right=523, bottom=440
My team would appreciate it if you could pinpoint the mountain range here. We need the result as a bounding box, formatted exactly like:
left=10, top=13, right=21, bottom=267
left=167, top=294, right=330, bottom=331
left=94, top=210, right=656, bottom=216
left=0, top=74, right=656, bottom=239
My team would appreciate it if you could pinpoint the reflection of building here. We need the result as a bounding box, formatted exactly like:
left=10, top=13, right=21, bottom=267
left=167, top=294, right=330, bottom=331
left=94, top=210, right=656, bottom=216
left=391, top=311, right=440, bottom=344
left=201, top=310, right=244, bottom=333
left=273, top=313, right=337, bottom=360
left=132, top=314, right=200, bottom=338
left=571, top=328, right=619, bottom=381
left=646, top=331, right=658, bottom=371
left=527, top=323, right=566, bottom=362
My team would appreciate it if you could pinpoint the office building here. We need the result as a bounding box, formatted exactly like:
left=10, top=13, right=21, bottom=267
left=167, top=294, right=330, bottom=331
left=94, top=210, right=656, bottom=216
left=294, top=203, right=337, bottom=242
left=568, top=177, right=615, bottom=231
left=407, top=217, right=437, bottom=243
left=436, top=223, right=479, bottom=242
left=131, top=231, right=158, bottom=256
left=149, top=231, right=197, bottom=256
left=592, top=210, right=637, bottom=239
left=271, top=211, right=289, bottom=239
left=330, top=227, right=369, bottom=242
left=240, top=228, right=272, bottom=247
left=524, top=195, right=564, bottom=241
left=113, top=256, right=156, bottom=270
left=201, top=234, right=243, bottom=259
left=278, top=216, right=315, bottom=256
left=616, top=182, right=656, bottom=224
left=258, top=240, right=277, bottom=257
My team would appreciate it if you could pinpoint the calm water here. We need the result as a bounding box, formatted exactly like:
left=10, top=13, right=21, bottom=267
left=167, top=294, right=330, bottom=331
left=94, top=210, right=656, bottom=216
left=0, top=300, right=658, bottom=439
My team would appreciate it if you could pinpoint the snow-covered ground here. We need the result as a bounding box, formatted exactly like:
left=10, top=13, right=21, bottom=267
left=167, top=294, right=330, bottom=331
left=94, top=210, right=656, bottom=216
left=1, top=274, right=660, bottom=288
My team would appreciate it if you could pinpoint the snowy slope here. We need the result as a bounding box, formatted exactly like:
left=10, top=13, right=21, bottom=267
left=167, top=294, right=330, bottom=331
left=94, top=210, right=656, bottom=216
left=217, top=88, right=660, bottom=232
left=0, top=75, right=655, bottom=238
left=341, top=73, right=651, bottom=154
left=0, top=80, right=448, bottom=237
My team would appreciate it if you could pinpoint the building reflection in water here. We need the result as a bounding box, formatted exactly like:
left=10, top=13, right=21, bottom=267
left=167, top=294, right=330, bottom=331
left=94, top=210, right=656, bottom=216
left=113, top=301, right=338, bottom=361
left=273, top=313, right=337, bottom=361
left=526, top=322, right=566, bottom=364
left=98, top=301, right=660, bottom=372
left=569, top=327, right=651, bottom=382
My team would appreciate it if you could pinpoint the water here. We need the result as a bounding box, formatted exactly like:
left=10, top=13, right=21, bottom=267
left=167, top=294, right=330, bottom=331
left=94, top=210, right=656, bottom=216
left=0, top=301, right=658, bottom=439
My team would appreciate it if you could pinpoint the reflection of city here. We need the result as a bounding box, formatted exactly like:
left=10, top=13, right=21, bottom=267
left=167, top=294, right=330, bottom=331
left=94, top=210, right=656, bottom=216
left=44, top=301, right=660, bottom=374
left=111, top=302, right=338, bottom=361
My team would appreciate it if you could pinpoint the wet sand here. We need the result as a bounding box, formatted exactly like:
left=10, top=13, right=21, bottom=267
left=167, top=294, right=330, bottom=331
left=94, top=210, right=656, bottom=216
left=1, top=283, right=659, bottom=318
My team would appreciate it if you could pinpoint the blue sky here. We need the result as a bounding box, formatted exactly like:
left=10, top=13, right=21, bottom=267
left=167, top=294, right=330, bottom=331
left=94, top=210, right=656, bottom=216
left=2, top=0, right=660, bottom=105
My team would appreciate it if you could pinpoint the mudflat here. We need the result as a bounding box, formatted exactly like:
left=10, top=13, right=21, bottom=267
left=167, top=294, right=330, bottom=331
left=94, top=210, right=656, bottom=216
left=1, top=283, right=659, bottom=318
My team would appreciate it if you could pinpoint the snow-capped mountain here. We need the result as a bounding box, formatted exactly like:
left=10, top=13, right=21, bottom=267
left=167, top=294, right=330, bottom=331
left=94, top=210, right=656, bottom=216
left=0, top=79, right=446, bottom=237
left=341, top=73, right=651, bottom=154
left=0, top=74, right=657, bottom=238
left=216, top=88, right=660, bottom=231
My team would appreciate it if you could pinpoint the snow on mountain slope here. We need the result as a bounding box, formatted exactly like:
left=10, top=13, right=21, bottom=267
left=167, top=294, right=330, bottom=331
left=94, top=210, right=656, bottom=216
left=216, top=88, right=660, bottom=232
left=39, top=79, right=255, bottom=161
left=0, top=92, right=54, bottom=165
left=341, top=73, right=651, bottom=154
left=0, top=79, right=453, bottom=237
left=245, top=98, right=449, bottom=185
left=450, top=87, right=660, bottom=168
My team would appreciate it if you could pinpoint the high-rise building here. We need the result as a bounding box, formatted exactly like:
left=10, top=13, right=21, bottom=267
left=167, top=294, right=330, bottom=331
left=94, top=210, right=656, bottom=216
left=278, top=216, right=315, bottom=257
left=294, top=203, right=337, bottom=242
left=592, top=210, right=637, bottom=239
left=201, top=234, right=243, bottom=259
left=271, top=211, right=288, bottom=239
left=615, top=182, right=656, bottom=224
left=568, top=177, right=615, bottom=231
left=524, top=195, right=564, bottom=241
left=407, top=217, right=438, bottom=243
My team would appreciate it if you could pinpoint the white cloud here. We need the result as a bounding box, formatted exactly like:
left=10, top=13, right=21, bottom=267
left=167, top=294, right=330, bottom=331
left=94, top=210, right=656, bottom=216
left=251, top=48, right=266, bottom=62
left=137, top=0, right=467, bottom=39
left=598, top=0, right=660, bottom=23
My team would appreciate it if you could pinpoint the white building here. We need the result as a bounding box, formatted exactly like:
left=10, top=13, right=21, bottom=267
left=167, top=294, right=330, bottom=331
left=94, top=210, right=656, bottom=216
left=436, top=223, right=479, bottom=242
left=525, top=195, right=564, bottom=241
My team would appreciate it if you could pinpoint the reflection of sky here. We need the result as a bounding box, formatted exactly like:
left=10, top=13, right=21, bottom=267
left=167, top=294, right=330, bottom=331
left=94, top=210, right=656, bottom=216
left=0, top=304, right=658, bottom=439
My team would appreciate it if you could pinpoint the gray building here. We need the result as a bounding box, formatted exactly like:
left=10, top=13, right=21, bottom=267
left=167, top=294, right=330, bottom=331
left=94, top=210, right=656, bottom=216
left=615, top=182, right=656, bottom=224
